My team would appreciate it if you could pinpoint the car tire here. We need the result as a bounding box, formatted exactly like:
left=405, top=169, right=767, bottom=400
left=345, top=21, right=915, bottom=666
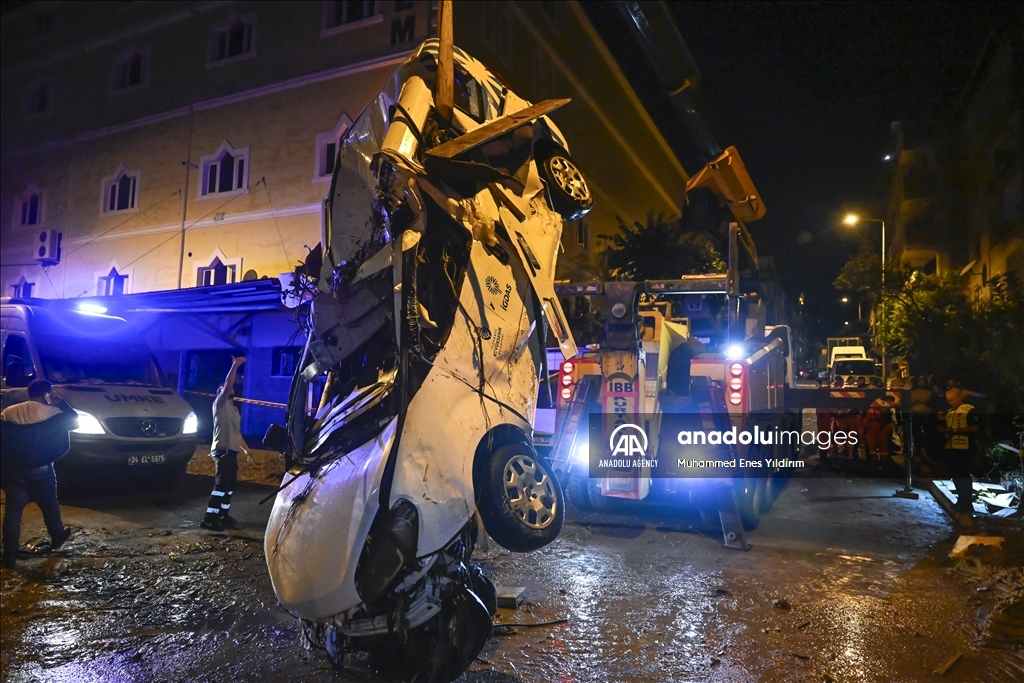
left=539, top=150, right=594, bottom=221
left=475, top=444, right=565, bottom=552
left=736, top=477, right=761, bottom=531
left=567, top=471, right=594, bottom=512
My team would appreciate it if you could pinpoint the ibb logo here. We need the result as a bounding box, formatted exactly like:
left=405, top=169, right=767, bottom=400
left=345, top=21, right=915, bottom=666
left=609, top=424, right=648, bottom=457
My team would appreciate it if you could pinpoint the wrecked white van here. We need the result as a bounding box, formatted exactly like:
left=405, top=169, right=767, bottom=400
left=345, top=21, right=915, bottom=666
left=263, top=39, right=590, bottom=680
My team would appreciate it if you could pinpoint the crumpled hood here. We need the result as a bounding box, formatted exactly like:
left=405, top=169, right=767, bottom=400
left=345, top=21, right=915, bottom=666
left=265, top=418, right=397, bottom=621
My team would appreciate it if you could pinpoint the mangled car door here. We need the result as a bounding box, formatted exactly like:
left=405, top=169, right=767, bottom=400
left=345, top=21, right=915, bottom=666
left=497, top=205, right=577, bottom=360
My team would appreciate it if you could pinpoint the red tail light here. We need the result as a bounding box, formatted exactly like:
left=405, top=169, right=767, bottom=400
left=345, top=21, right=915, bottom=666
left=728, top=362, right=743, bottom=405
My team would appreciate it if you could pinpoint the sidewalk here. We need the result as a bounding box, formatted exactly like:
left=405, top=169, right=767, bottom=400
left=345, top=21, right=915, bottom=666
left=928, top=478, right=1022, bottom=529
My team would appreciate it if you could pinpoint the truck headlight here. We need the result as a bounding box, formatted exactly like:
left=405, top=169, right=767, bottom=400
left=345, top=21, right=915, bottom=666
left=572, top=441, right=589, bottom=466
left=73, top=410, right=105, bottom=435
left=183, top=411, right=198, bottom=435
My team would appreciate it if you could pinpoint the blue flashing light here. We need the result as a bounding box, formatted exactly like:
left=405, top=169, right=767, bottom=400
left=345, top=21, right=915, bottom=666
left=77, top=302, right=107, bottom=315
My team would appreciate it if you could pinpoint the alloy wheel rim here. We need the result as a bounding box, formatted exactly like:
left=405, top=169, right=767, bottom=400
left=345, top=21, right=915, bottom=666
left=549, top=157, right=592, bottom=203
left=503, top=454, right=557, bottom=529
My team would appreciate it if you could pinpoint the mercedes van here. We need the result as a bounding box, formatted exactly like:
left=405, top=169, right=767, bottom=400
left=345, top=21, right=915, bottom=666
left=0, top=300, right=198, bottom=488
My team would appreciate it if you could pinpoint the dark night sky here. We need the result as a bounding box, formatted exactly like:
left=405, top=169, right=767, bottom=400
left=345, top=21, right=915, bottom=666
left=586, top=1, right=1021, bottom=332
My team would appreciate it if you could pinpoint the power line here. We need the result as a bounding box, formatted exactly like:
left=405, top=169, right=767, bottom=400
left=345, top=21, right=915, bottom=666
left=70, top=180, right=266, bottom=298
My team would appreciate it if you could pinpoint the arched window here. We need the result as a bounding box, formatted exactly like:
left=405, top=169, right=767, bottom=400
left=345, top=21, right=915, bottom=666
left=209, top=13, right=256, bottom=64
left=111, top=48, right=149, bottom=91
left=98, top=267, right=129, bottom=296
left=14, top=185, right=44, bottom=226
left=314, top=114, right=352, bottom=181
left=101, top=165, right=140, bottom=214
left=194, top=250, right=242, bottom=287
left=198, top=142, right=249, bottom=197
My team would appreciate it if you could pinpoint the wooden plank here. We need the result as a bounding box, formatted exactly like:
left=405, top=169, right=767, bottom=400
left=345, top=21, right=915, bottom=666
left=426, top=98, right=571, bottom=159
left=434, top=0, right=454, bottom=124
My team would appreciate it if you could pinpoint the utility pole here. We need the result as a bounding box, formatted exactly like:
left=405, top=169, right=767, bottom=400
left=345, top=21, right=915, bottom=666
left=176, top=107, right=195, bottom=289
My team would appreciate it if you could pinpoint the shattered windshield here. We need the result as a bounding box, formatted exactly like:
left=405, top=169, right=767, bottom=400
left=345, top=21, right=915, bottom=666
left=36, top=334, right=163, bottom=386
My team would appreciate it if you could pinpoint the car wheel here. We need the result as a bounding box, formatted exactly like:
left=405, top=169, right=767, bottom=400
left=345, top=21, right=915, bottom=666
left=539, top=151, right=594, bottom=220
left=758, top=473, right=774, bottom=514
left=475, top=444, right=565, bottom=552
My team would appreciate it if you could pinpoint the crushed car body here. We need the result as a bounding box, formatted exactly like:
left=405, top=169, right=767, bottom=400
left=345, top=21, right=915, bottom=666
left=263, top=39, right=592, bottom=681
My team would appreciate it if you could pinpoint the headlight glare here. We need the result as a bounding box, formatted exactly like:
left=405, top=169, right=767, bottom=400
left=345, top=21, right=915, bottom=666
left=183, top=411, right=198, bottom=435
left=73, top=410, right=105, bottom=435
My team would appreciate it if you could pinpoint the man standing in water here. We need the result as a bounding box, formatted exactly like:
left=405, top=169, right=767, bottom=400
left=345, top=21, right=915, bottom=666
left=200, top=357, right=251, bottom=531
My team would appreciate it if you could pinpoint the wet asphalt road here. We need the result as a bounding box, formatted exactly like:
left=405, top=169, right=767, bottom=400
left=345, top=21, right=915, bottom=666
left=1, top=466, right=1021, bottom=683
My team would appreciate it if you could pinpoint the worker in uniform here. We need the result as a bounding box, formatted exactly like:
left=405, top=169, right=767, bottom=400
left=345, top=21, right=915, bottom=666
left=1, top=379, right=77, bottom=569
left=864, top=382, right=895, bottom=460
left=941, top=387, right=977, bottom=524
left=200, top=356, right=251, bottom=531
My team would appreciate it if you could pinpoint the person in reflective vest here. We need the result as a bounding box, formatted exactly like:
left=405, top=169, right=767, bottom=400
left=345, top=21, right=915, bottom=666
left=941, top=387, right=977, bottom=521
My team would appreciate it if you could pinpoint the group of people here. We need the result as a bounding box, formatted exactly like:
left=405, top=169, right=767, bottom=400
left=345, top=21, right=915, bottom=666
left=818, top=376, right=980, bottom=522
left=1, top=357, right=251, bottom=570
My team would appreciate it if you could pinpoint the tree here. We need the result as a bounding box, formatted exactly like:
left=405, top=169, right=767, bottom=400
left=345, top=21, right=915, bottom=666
left=607, top=213, right=725, bottom=281
left=836, top=249, right=1024, bottom=411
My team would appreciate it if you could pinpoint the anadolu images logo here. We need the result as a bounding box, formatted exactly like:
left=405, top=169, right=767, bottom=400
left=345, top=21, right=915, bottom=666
left=609, top=423, right=648, bottom=458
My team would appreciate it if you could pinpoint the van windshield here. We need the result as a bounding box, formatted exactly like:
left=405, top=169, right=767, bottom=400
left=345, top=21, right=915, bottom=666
left=833, top=360, right=876, bottom=376
left=36, top=334, right=164, bottom=386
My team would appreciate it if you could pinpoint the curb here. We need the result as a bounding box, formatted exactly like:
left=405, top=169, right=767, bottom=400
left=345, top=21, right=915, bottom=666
left=926, top=479, right=1023, bottom=530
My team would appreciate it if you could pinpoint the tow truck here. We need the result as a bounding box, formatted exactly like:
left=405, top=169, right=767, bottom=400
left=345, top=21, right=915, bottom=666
left=539, top=272, right=797, bottom=550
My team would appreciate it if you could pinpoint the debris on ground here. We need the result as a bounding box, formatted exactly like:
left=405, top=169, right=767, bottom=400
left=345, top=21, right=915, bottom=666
left=773, top=598, right=791, bottom=609
left=949, top=535, right=1004, bottom=560
left=496, top=586, right=526, bottom=608
left=932, top=651, right=963, bottom=676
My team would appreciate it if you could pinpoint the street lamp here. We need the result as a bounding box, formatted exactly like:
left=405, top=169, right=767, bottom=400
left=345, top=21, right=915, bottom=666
left=843, top=213, right=887, bottom=379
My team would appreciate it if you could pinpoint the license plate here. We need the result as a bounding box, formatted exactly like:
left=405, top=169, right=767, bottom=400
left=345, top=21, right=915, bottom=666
left=127, top=454, right=166, bottom=465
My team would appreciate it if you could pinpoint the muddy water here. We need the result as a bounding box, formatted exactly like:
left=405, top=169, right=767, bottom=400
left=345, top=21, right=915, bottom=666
left=2, top=474, right=1021, bottom=683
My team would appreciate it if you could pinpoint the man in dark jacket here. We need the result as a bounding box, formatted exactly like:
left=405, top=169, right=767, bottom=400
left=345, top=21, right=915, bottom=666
left=1, top=379, right=77, bottom=569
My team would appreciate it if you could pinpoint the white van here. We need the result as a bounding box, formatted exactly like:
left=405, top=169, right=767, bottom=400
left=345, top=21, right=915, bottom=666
left=828, top=345, right=868, bottom=368
left=0, top=300, right=198, bottom=488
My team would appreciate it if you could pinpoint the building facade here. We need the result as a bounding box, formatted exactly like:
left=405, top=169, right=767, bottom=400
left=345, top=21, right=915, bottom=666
left=888, top=30, right=1022, bottom=292
left=2, top=0, right=692, bottom=438
left=952, top=32, right=1023, bottom=301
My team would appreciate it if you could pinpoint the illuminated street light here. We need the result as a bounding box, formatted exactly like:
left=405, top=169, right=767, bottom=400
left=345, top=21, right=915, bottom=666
left=843, top=212, right=888, bottom=379
left=841, top=297, right=849, bottom=303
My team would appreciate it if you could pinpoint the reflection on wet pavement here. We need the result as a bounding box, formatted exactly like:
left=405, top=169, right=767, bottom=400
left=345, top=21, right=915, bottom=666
left=2, top=475, right=1021, bottom=682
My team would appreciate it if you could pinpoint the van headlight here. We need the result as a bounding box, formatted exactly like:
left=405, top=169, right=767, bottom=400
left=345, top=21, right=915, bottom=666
left=73, top=410, right=105, bottom=435
left=183, top=411, right=198, bottom=435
